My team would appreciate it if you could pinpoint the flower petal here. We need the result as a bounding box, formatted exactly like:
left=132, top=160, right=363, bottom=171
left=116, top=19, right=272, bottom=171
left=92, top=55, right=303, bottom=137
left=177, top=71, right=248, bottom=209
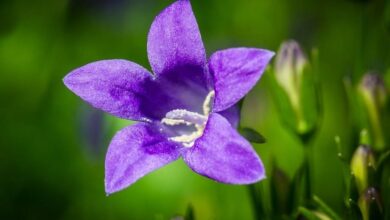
left=209, top=48, right=274, bottom=112
left=64, top=59, right=208, bottom=121
left=219, top=105, right=240, bottom=128
left=182, top=113, right=265, bottom=184
left=147, top=0, right=207, bottom=76
left=105, top=123, right=180, bottom=194
left=63, top=59, right=154, bottom=121
left=151, top=64, right=210, bottom=116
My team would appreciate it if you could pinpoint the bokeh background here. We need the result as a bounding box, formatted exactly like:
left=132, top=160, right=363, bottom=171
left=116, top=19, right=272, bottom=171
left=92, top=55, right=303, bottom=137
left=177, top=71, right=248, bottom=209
left=1, top=0, right=389, bottom=219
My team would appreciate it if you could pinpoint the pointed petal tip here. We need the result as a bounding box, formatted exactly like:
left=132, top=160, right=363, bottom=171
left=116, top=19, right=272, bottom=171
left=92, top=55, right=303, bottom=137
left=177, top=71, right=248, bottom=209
left=234, top=167, right=266, bottom=185
left=62, top=72, right=79, bottom=96
left=104, top=177, right=128, bottom=196
left=104, top=185, right=116, bottom=196
left=256, top=48, right=275, bottom=61
left=62, top=67, right=84, bottom=92
left=253, top=172, right=266, bottom=183
left=228, top=169, right=266, bottom=185
left=104, top=181, right=113, bottom=196
left=266, top=50, right=276, bottom=59
left=264, top=50, right=276, bottom=65
left=62, top=70, right=71, bottom=83
left=147, top=0, right=205, bottom=75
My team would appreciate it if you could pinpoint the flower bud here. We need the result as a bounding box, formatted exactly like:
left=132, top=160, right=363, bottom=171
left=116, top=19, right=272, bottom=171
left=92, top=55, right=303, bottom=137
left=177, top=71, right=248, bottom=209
left=350, top=145, right=376, bottom=193
left=275, top=40, right=308, bottom=106
left=359, top=72, right=388, bottom=151
left=275, top=40, right=307, bottom=113
left=272, top=40, right=319, bottom=135
left=358, top=187, right=383, bottom=220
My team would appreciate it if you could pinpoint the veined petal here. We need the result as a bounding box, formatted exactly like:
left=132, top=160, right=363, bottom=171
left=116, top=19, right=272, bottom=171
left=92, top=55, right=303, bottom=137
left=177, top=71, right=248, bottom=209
left=105, top=123, right=180, bottom=194
left=209, top=48, right=274, bottom=112
left=63, top=59, right=154, bottom=121
left=64, top=59, right=207, bottom=121
left=219, top=105, right=240, bottom=128
left=182, top=113, right=265, bottom=184
left=147, top=0, right=207, bottom=76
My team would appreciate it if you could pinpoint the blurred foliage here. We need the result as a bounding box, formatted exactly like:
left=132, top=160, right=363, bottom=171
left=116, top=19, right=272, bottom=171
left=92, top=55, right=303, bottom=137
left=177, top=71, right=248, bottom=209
left=0, top=0, right=389, bottom=219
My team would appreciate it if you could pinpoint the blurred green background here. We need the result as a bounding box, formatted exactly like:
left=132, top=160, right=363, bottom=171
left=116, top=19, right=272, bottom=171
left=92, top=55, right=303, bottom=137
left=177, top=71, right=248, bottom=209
left=1, top=0, right=389, bottom=219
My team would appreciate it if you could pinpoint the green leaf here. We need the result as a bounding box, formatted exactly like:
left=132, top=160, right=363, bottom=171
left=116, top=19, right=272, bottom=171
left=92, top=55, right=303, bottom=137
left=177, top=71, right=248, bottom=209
left=299, top=51, right=321, bottom=135
left=290, top=159, right=307, bottom=212
left=377, top=150, right=390, bottom=169
left=313, top=195, right=342, bottom=220
left=297, top=207, right=321, bottom=220
left=239, top=127, right=266, bottom=144
left=247, top=184, right=267, bottom=220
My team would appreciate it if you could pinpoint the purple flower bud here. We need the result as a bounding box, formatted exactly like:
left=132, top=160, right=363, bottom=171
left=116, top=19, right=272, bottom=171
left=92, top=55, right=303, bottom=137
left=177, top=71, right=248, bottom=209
left=276, top=40, right=307, bottom=77
left=360, top=72, right=387, bottom=108
left=358, top=187, right=383, bottom=220
left=273, top=40, right=319, bottom=135
left=275, top=40, right=308, bottom=109
left=359, top=72, right=387, bottom=150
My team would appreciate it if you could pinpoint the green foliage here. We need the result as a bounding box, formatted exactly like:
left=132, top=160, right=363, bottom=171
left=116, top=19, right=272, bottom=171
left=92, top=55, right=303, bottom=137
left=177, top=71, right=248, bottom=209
left=239, top=127, right=267, bottom=144
left=1, top=0, right=389, bottom=219
left=185, top=204, right=195, bottom=220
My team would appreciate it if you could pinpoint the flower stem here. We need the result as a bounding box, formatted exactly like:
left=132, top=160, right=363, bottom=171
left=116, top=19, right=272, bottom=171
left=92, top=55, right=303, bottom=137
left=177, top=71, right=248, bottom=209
left=247, top=184, right=267, bottom=220
left=297, top=133, right=315, bottom=207
left=303, top=143, right=313, bottom=203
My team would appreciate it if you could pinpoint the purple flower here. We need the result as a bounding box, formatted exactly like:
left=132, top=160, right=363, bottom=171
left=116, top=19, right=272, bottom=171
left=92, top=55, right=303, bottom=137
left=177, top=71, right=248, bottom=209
left=64, top=0, right=274, bottom=194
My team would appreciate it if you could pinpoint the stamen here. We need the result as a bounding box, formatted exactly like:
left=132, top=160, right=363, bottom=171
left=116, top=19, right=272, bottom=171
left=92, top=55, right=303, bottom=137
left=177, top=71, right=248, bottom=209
left=169, top=128, right=203, bottom=147
left=161, top=118, right=192, bottom=126
left=161, top=90, right=215, bottom=148
left=203, top=90, right=215, bottom=115
left=165, top=109, right=207, bottom=125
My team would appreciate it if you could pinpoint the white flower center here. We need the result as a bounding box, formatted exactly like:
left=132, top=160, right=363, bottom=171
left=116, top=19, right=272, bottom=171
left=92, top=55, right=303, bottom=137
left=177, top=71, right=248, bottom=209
left=161, top=90, right=215, bottom=147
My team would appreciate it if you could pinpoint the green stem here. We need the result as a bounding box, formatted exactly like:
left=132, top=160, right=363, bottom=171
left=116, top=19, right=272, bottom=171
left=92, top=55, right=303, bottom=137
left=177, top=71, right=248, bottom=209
left=304, top=145, right=312, bottom=203
left=247, top=184, right=266, bottom=220
left=298, top=133, right=315, bottom=206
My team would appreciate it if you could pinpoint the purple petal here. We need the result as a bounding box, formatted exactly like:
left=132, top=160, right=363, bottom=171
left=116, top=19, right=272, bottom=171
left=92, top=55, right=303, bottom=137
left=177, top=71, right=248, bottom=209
left=63, top=59, right=154, bottom=121
left=147, top=0, right=207, bottom=76
left=151, top=64, right=210, bottom=116
left=209, top=48, right=274, bottom=112
left=219, top=105, right=240, bottom=128
left=146, top=0, right=212, bottom=113
left=182, top=113, right=265, bottom=184
left=64, top=59, right=208, bottom=121
left=105, top=123, right=180, bottom=194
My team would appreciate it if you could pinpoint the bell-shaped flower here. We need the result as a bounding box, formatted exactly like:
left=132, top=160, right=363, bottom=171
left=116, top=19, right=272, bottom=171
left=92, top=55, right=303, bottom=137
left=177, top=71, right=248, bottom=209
left=63, top=0, right=274, bottom=194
